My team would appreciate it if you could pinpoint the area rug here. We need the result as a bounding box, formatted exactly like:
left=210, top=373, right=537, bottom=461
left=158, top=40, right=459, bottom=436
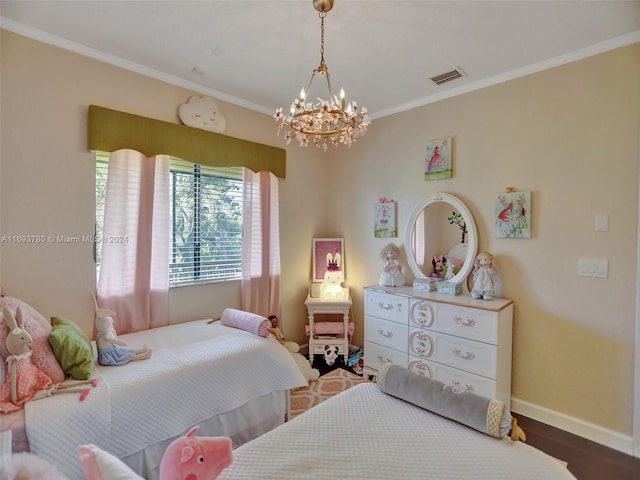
left=289, top=368, right=370, bottom=420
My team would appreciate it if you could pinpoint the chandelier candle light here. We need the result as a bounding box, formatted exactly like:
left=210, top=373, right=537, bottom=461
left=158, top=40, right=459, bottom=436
left=274, top=0, right=371, bottom=151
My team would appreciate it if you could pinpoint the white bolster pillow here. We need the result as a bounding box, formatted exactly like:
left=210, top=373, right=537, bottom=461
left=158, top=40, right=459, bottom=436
left=220, top=308, right=271, bottom=338
left=377, top=363, right=521, bottom=440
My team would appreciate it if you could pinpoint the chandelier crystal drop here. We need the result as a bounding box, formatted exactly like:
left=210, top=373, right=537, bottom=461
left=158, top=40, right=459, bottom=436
left=274, top=0, right=371, bottom=151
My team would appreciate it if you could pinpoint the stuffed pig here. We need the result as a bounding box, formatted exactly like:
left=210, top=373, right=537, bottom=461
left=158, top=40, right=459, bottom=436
left=159, top=425, right=233, bottom=480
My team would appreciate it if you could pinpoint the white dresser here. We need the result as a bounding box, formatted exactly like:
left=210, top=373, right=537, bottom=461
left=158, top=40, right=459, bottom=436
left=363, top=285, right=513, bottom=407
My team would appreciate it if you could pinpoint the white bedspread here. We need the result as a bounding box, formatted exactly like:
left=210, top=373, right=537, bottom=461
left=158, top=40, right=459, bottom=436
left=219, top=382, right=577, bottom=480
left=25, top=320, right=306, bottom=480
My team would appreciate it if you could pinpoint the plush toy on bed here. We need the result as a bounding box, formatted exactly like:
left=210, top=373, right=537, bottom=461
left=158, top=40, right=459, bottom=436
left=95, top=308, right=152, bottom=366
left=159, top=425, right=233, bottom=480
left=0, top=307, right=53, bottom=413
left=269, top=315, right=319, bottom=383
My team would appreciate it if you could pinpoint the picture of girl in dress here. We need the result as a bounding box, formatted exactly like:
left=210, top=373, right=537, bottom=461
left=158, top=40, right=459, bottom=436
left=425, top=138, right=452, bottom=180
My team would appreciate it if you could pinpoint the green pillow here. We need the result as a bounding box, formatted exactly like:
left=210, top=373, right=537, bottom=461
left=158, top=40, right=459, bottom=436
left=48, top=316, right=94, bottom=380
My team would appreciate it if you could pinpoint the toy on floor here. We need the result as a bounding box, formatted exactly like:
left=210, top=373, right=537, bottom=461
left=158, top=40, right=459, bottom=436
left=95, top=308, right=152, bottom=366
left=269, top=315, right=319, bottom=383
left=0, top=307, right=53, bottom=413
left=159, top=425, right=233, bottom=480
left=324, top=345, right=339, bottom=366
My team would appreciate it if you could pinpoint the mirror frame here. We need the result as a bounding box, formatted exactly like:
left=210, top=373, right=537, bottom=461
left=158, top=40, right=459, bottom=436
left=405, top=192, right=478, bottom=286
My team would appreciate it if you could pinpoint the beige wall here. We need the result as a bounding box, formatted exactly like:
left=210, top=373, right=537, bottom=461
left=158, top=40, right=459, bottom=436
left=0, top=30, right=327, bottom=340
left=330, top=44, right=640, bottom=437
left=1, top=30, right=639, bottom=442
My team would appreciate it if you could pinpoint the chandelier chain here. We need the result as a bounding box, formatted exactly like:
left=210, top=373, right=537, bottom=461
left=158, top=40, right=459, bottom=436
left=319, top=11, right=326, bottom=71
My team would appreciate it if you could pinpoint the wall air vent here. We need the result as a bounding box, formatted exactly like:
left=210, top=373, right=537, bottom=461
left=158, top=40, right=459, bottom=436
left=430, top=68, right=464, bottom=86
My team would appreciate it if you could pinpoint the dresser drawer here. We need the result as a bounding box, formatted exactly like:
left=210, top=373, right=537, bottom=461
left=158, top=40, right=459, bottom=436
left=408, top=328, right=497, bottom=379
left=365, top=316, right=408, bottom=352
left=435, top=304, right=498, bottom=344
left=365, top=289, right=409, bottom=324
left=364, top=341, right=408, bottom=372
left=408, top=357, right=497, bottom=399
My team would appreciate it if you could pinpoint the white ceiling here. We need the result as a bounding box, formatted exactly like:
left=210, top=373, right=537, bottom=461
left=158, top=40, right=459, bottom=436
left=2, top=1, right=639, bottom=119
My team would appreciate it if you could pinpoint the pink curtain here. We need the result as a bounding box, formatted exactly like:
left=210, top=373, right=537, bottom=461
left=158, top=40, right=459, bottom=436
left=241, top=170, right=281, bottom=318
left=97, top=149, right=170, bottom=334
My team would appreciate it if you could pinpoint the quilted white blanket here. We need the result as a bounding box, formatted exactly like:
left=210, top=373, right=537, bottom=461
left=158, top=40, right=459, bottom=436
left=25, top=320, right=306, bottom=480
left=219, top=382, right=577, bottom=480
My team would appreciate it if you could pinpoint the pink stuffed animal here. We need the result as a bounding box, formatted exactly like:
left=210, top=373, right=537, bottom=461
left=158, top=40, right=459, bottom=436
left=159, top=425, right=233, bottom=480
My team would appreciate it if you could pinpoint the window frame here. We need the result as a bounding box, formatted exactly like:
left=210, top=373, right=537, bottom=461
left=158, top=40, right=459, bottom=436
left=95, top=153, right=244, bottom=287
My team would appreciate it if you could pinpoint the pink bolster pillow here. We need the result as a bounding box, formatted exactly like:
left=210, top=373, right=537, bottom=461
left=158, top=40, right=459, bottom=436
left=220, top=308, right=271, bottom=337
left=305, top=321, right=355, bottom=337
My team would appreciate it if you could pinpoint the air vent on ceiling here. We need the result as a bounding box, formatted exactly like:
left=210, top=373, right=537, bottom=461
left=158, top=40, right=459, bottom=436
left=430, top=68, right=464, bottom=86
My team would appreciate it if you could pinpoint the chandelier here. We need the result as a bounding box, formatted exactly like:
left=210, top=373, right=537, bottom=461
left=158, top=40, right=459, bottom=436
left=274, top=0, right=371, bottom=151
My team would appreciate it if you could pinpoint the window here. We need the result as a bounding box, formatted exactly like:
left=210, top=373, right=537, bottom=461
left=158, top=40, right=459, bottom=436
left=95, top=154, right=243, bottom=286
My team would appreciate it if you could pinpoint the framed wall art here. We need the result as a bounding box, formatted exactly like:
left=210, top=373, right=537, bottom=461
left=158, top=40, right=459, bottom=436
left=312, top=238, right=344, bottom=282
left=425, top=137, right=453, bottom=181
left=374, top=198, right=397, bottom=238
left=495, top=191, right=531, bottom=238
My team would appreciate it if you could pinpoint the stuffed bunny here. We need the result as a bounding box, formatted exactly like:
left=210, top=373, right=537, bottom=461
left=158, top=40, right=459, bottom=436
left=0, top=307, right=53, bottom=412
left=95, top=308, right=151, bottom=366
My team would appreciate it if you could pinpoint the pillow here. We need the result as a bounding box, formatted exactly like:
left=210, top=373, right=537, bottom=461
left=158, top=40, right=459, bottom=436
left=78, top=444, right=144, bottom=480
left=1, top=452, right=70, bottom=480
left=220, top=308, right=271, bottom=337
left=0, top=297, right=66, bottom=383
left=377, top=363, right=524, bottom=440
left=49, top=316, right=94, bottom=380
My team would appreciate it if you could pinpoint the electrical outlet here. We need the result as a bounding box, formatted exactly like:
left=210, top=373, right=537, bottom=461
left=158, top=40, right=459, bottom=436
left=577, top=258, right=608, bottom=278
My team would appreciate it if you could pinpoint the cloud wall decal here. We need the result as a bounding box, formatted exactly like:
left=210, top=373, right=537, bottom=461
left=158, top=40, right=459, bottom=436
left=179, top=96, right=226, bottom=133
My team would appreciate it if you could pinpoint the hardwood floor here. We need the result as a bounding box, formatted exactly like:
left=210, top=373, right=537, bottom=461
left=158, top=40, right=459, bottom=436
left=514, top=414, right=640, bottom=480
left=312, top=359, right=640, bottom=480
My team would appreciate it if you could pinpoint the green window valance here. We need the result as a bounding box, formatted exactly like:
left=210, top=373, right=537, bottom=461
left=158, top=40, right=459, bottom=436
left=88, top=105, right=286, bottom=179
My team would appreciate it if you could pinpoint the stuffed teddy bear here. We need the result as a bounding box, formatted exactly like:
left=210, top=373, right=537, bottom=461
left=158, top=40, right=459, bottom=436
left=268, top=316, right=319, bottom=383
left=0, top=307, right=53, bottom=413
left=378, top=243, right=405, bottom=287
left=159, top=425, right=233, bottom=480
left=95, top=308, right=151, bottom=366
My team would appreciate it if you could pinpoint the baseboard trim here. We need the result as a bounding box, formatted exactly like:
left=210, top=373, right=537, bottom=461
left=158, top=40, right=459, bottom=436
left=511, top=397, right=634, bottom=456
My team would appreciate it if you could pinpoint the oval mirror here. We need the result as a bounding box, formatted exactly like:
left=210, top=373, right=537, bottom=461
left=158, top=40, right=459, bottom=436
left=405, top=193, right=478, bottom=287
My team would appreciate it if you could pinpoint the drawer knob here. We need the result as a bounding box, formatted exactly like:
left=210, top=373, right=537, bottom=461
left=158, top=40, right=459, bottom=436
left=453, top=348, right=475, bottom=360
left=454, top=315, right=476, bottom=327
left=377, top=328, right=393, bottom=338
left=378, top=302, right=393, bottom=310
left=377, top=355, right=393, bottom=363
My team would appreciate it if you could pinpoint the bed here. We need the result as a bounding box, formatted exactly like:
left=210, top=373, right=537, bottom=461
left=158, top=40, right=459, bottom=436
left=218, top=381, right=577, bottom=480
left=2, top=319, right=306, bottom=480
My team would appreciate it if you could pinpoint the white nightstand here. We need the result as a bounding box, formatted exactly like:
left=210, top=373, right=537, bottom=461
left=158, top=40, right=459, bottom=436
left=305, top=287, right=352, bottom=366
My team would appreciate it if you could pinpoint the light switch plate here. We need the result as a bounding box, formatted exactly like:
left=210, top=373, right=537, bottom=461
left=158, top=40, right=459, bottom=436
left=577, top=257, right=608, bottom=278
left=595, top=214, right=609, bottom=232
